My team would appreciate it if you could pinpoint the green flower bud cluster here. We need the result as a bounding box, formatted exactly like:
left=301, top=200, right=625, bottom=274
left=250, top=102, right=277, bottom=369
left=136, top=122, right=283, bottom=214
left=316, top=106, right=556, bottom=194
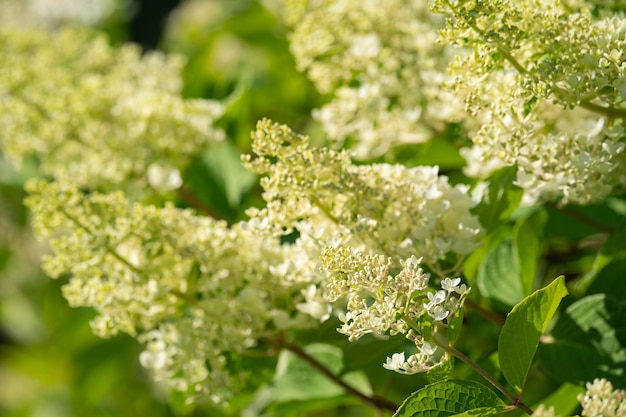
left=24, top=179, right=323, bottom=404
left=432, top=0, right=626, bottom=204
left=283, top=0, right=462, bottom=158
left=0, top=26, right=224, bottom=193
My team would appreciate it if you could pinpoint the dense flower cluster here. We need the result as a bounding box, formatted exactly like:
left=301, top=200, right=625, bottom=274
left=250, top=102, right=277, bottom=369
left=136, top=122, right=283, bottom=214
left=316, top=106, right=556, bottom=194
left=244, top=119, right=483, bottom=267
left=8, top=0, right=626, bottom=411
left=578, top=378, right=626, bottom=417
left=321, top=248, right=469, bottom=375
left=24, top=179, right=323, bottom=403
left=433, top=0, right=626, bottom=204
left=283, top=0, right=462, bottom=158
left=0, top=26, right=224, bottom=192
left=244, top=119, right=477, bottom=375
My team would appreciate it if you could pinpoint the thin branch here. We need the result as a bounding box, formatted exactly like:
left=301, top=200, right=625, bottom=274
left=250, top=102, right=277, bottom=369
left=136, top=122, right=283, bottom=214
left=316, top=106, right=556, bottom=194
left=176, top=186, right=222, bottom=219
left=546, top=202, right=614, bottom=234
left=433, top=335, right=535, bottom=416
left=283, top=342, right=399, bottom=413
left=465, top=298, right=506, bottom=327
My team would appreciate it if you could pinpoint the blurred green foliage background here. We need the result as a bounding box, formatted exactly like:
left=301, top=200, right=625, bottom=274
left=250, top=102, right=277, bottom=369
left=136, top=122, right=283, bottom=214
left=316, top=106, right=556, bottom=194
left=0, top=1, right=326, bottom=415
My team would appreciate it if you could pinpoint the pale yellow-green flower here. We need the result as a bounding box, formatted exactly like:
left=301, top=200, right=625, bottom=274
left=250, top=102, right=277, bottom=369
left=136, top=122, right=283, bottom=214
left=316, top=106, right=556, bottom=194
left=0, top=26, right=224, bottom=193
left=284, top=0, right=462, bottom=158
left=24, top=179, right=326, bottom=404
left=244, top=119, right=483, bottom=266
left=434, top=0, right=626, bottom=204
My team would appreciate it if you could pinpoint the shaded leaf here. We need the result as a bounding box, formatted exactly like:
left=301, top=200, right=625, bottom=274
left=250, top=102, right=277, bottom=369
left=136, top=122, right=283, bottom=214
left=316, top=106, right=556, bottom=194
left=538, top=294, right=626, bottom=389
left=498, top=276, right=568, bottom=393
left=476, top=239, right=523, bottom=308
left=513, top=209, right=547, bottom=296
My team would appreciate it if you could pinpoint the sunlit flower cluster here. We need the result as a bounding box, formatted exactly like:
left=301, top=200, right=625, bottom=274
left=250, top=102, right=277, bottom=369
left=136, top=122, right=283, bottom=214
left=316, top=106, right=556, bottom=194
left=578, top=378, right=626, bottom=417
left=321, top=248, right=468, bottom=374
left=283, top=0, right=462, bottom=158
left=433, top=0, right=626, bottom=204
left=244, top=119, right=484, bottom=266
left=0, top=26, right=224, bottom=193
left=243, top=119, right=480, bottom=374
left=24, top=179, right=324, bottom=404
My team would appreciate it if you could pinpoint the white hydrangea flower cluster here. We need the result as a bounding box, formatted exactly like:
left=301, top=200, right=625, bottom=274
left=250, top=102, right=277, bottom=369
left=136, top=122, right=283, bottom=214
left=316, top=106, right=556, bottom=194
left=532, top=378, right=626, bottom=417
left=382, top=342, right=439, bottom=375
left=433, top=0, right=626, bottom=205
left=244, top=119, right=484, bottom=267
left=243, top=119, right=480, bottom=374
left=0, top=26, right=224, bottom=192
left=578, top=378, right=626, bottom=417
left=283, top=0, right=463, bottom=158
left=321, top=248, right=469, bottom=375
left=24, top=179, right=325, bottom=404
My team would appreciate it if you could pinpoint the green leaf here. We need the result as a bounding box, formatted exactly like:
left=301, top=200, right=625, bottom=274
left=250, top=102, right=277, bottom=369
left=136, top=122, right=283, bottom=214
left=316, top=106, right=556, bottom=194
left=392, top=380, right=506, bottom=417
left=184, top=142, right=257, bottom=221
left=476, top=239, right=524, bottom=308
left=463, top=224, right=510, bottom=282
left=537, top=294, right=626, bottom=389
left=513, top=209, right=547, bottom=296
left=427, top=355, right=454, bottom=384
left=392, top=134, right=465, bottom=170
left=585, top=257, right=626, bottom=301
left=530, top=383, right=584, bottom=417
left=575, top=223, right=626, bottom=296
left=474, top=166, right=523, bottom=230
left=447, top=307, right=465, bottom=345
left=343, top=335, right=406, bottom=373
left=272, top=344, right=371, bottom=402
left=450, top=407, right=508, bottom=417
left=498, top=276, right=568, bottom=393
left=168, top=390, right=195, bottom=417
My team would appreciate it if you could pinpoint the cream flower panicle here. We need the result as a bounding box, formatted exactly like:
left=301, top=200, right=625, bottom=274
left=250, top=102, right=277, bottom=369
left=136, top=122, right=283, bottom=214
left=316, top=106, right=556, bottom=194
left=283, top=0, right=463, bottom=158
left=243, top=119, right=484, bottom=266
left=24, top=179, right=332, bottom=404
left=434, top=0, right=626, bottom=205
left=0, top=26, right=224, bottom=193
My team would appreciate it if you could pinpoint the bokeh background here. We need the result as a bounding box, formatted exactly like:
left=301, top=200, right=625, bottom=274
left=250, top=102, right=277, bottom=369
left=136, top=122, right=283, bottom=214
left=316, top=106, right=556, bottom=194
left=0, top=1, right=326, bottom=415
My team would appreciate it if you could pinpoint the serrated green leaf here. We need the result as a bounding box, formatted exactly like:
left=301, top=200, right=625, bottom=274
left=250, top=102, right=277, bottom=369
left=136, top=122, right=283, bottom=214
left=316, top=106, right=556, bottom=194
left=392, top=380, right=506, bottom=417
left=537, top=294, right=626, bottom=388
left=427, top=355, right=454, bottom=383
left=513, top=209, right=547, bottom=296
left=498, top=276, right=568, bottom=393
left=451, top=406, right=508, bottom=417
left=476, top=239, right=524, bottom=308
